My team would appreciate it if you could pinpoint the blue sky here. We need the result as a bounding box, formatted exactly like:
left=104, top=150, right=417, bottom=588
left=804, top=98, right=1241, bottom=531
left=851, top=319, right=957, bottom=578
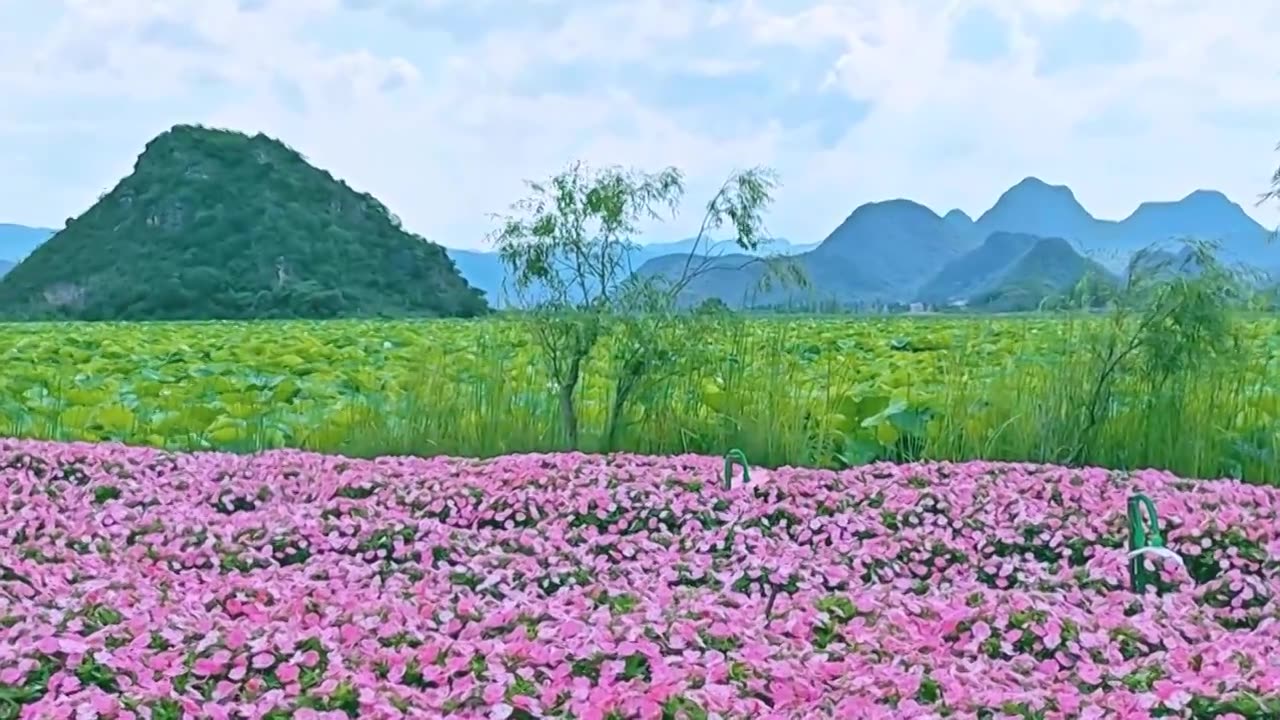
left=0, top=0, right=1277, bottom=249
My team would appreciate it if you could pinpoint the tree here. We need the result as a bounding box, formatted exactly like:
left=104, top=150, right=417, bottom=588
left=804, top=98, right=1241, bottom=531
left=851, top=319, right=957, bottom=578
left=1062, top=240, right=1248, bottom=466
left=488, top=160, right=801, bottom=449
left=695, top=297, right=731, bottom=315
left=1261, top=140, right=1280, bottom=244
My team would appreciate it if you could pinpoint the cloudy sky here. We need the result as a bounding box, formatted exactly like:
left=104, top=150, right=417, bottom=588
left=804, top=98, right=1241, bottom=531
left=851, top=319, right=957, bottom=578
left=1, top=0, right=1277, bottom=249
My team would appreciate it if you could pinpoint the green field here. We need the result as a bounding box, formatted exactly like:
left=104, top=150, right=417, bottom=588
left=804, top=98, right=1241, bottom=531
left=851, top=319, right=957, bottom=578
left=3, top=314, right=1278, bottom=483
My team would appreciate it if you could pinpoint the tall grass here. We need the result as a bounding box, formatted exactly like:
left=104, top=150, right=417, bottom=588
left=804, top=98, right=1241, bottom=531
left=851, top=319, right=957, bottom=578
left=1, top=310, right=1274, bottom=485
left=929, top=314, right=1278, bottom=482
left=320, top=312, right=1278, bottom=485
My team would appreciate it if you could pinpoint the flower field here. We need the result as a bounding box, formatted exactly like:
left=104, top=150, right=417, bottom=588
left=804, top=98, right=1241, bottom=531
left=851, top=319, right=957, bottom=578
left=2, top=439, right=1279, bottom=718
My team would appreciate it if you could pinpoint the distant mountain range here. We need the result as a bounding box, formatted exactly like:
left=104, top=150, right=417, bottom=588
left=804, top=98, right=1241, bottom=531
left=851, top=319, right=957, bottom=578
left=961, top=179, right=1274, bottom=268
left=636, top=177, right=1278, bottom=309
left=448, top=237, right=816, bottom=306
left=0, top=224, right=55, bottom=275
left=4, top=175, right=1275, bottom=310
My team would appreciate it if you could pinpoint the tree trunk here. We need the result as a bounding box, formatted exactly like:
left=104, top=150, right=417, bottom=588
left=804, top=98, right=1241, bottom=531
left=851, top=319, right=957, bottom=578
left=558, top=355, right=584, bottom=449
left=604, top=384, right=630, bottom=453
left=559, top=385, right=579, bottom=449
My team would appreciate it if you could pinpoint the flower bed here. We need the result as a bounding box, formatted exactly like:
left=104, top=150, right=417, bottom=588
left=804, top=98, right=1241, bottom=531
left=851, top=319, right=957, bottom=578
left=1, top=440, right=1279, bottom=718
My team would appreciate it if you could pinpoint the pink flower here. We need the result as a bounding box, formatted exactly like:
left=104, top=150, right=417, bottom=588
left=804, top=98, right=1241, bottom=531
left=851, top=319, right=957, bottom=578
left=2, top=441, right=1278, bottom=716
left=192, top=657, right=224, bottom=677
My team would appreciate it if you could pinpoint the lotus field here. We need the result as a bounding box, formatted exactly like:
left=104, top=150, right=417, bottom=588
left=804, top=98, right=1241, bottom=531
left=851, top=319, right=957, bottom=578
left=2, top=439, right=1280, bottom=718
left=1, top=316, right=1278, bottom=481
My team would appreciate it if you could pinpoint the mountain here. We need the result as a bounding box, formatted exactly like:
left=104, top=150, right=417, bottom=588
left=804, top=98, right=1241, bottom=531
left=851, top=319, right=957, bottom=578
left=0, top=260, right=13, bottom=277
left=0, top=224, right=55, bottom=262
left=7, top=158, right=1271, bottom=315
left=804, top=199, right=970, bottom=295
left=1113, top=191, right=1272, bottom=262
left=637, top=200, right=971, bottom=308
left=643, top=177, right=1275, bottom=309
left=974, top=177, right=1097, bottom=242
left=0, top=124, right=488, bottom=320
left=967, top=236, right=1116, bottom=311
left=974, top=178, right=1275, bottom=270
left=647, top=237, right=818, bottom=258
left=450, top=237, right=816, bottom=307
left=942, top=209, right=976, bottom=235
left=918, top=232, right=1115, bottom=310
left=916, top=232, right=1041, bottom=304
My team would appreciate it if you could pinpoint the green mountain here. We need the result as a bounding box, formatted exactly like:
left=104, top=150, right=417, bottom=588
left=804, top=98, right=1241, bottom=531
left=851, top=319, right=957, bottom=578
left=0, top=125, right=488, bottom=320
left=918, top=232, right=1117, bottom=310
left=915, top=232, right=1041, bottom=304
left=966, top=236, right=1117, bottom=311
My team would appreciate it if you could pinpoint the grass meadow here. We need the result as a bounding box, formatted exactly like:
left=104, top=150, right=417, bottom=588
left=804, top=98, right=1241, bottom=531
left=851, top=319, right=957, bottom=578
left=1, top=312, right=1276, bottom=484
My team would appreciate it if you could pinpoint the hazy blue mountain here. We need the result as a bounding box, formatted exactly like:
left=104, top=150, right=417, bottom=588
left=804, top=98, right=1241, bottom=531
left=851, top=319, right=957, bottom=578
left=443, top=248, right=510, bottom=305
left=629, top=251, right=781, bottom=308
left=1112, top=191, right=1272, bottom=262
left=975, top=178, right=1097, bottom=242
left=942, top=208, right=978, bottom=237
left=637, top=200, right=971, bottom=308
left=0, top=224, right=56, bottom=262
left=974, top=178, right=1275, bottom=270
left=0, top=260, right=14, bottom=277
left=448, top=237, right=815, bottom=307
left=646, top=177, right=1275, bottom=309
left=659, top=229, right=1271, bottom=313
left=640, top=237, right=817, bottom=258
left=805, top=199, right=970, bottom=292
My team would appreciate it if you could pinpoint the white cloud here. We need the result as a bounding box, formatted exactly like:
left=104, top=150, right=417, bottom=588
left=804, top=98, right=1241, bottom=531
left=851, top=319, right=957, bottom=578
left=0, top=0, right=1276, bottom=249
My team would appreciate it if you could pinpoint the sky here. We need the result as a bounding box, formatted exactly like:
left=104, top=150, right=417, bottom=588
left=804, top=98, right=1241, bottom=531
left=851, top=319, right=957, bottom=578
left=0, top=0, right=1278, bottom=250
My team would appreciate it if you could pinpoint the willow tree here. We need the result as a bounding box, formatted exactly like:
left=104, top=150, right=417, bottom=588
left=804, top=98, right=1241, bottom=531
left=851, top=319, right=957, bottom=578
left=488, top=161, right=800, bottom=449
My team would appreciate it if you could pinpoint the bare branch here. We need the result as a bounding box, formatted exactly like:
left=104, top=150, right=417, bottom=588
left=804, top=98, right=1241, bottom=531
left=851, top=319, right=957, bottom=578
left=1256, top=141, right=1280, bottom=243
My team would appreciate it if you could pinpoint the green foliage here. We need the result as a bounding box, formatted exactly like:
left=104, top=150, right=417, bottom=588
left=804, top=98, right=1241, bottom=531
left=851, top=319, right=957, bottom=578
left=0, top=312, right=1278, bottom=483
left=695, top=297, right=732, bottom=315
left=487, top=160, right=790, bottom=448
left=488, top=161, right=687, bottom=447
left=824, top=394, right=935, bottom=466
left=1060, top=241, right=1247, bottom=461
left=491, top=161, right=685, bottom=310
left=933, top=240, right=1277, bottom=480
left=0, top=124, right=488, bottom=320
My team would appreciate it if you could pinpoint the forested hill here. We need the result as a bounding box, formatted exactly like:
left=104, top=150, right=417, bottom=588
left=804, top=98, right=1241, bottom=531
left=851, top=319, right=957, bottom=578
left=0, top=124, right=489, bottom=320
